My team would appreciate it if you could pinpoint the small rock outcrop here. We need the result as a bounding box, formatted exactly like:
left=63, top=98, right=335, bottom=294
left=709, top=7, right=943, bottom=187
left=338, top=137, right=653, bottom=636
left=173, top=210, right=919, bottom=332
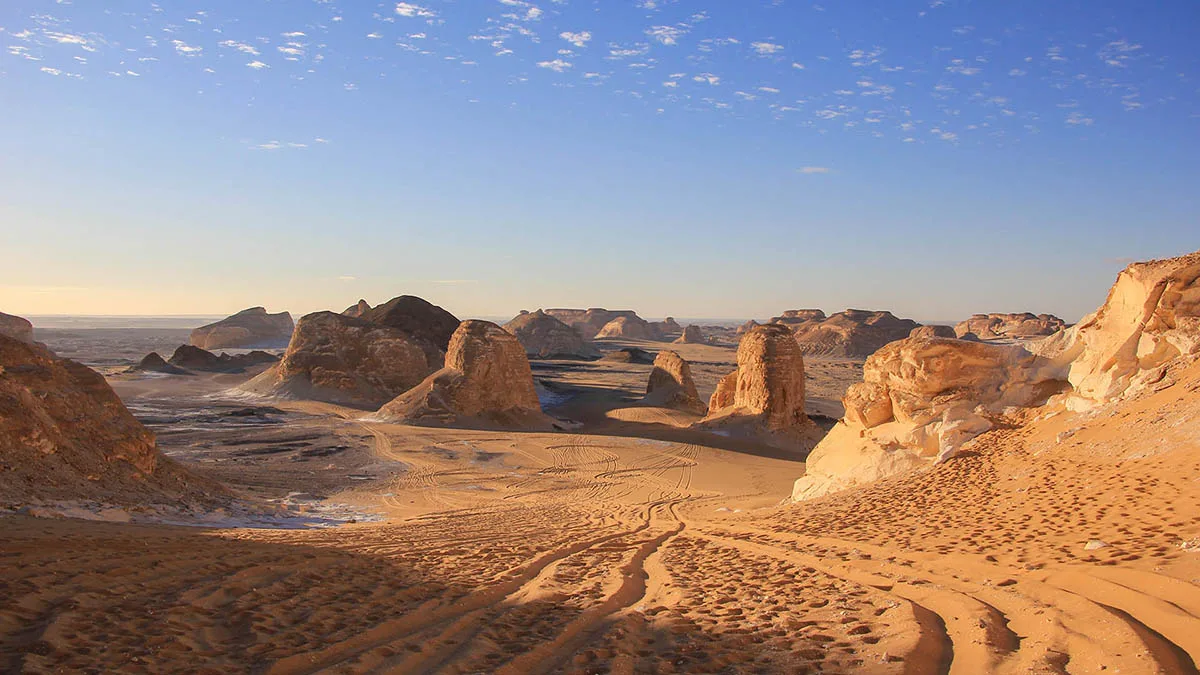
left=674, top=325, right=705, bottom=344
left=700, top=325, right=819, bottom=449
left=544, top=309, right=644, bottom=340
left=128, top=352, right=189, bottom=375
left=167, top=345, right=278, bottom=373
left=0, top=312, right=33, bottom=343
left=644, top=351, right=706, bottom=414
left=0, top=334, right=221, bottom=506
left=600, top=347, right=657, bottom=364
left=736, top=320, right=761, bottom=335
left=650, top=317, right=683, bottom=340
left=377, top=320, right=551, bottom=429
left=792, top=337, right=1067, bottom=501
left=771, top=309, right=827, bottom=328
left=790, top=310, right=920, bottom=358
left=342, top=300, right=372, bottom=318
left=596, top=316, right=657, bottom=340
left=909, top=325, right=957, bottom=339
left=504, top=310, right=600, bottom=360
left=190, top=307, right=294, bottom=350
left=955, top=313, right=1067, bottom=340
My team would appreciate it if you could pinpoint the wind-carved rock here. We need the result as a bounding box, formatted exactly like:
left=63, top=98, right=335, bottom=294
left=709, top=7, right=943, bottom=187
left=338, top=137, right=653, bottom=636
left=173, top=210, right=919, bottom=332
left=504, top=310, right=600, bottom=359
left=644, top=350, right=707, bottom=415
left=190, top=307, right=294, bottom=350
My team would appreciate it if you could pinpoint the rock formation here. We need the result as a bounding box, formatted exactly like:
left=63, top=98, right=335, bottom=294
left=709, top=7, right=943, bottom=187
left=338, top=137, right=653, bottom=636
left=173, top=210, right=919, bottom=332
left=771, top=309, right=827, bottom=328
left=644, top=350, right=707, bottom=414
left=166, top=345, right=278, bottom=373
left=504, top=310, right=600, bottom=360
left=700, top=325, right=819, bottom=449
left=0, top=334, right=221, bottom=506
left=909, top=325, right=957, bottom=339
left=596, top=316, right=657, bottom=340
left=1041, top=251, right=1200, bottom=408
left=544, top=309, right=644, bottom=340
left=128, top=352, right=190, bottom=375
left=342, top=300, right=372, bottom=318
left=736, top=320, right=760, bottom=335
left=789, top=310, right=920, bottom=358
left=377, top=320, right=551, bottom=429
left=674, top=325, right=705, bottom=344
left=190, top=307, right=294, bottom=350
left=357, top=296, right=460, bottom=351
left=792, top=337, right=1069, bottom=501
left=0, top=312, right=33, bottom=343
left=600, top=347, right=656, bottom=364
left=650, top=317, right=683, bottom=340
left=954, top=313, right=1067, bottom=340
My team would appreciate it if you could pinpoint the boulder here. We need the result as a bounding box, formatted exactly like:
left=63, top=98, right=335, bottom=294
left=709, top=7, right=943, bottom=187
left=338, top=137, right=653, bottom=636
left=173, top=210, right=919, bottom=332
left=0, top=334, right=222, bottom=506
left=790, top=309, right=920, bottom=358
left=909, top=325, right=957, bottom=339
left=504, top=310, right=600, bottom=360
left=791, top=337, right=1067, bottom=501
left=674, top=325, right=705, bottom=344
left=0, top=312, right=33, bottom=343
left=596, top=316, right=657, bottom=340
left=700, top=325, right=819, bottom=449
left=644, top=350, right=707, bottom=414
left=600, top=347, right=656, bottom=365
left=955, top=313, right=1067, bottom=340
left=377, top=320, right=552, bottom=429
left=544, top=309, right=644, bottom=340
left=190, top=307, right=294, bottom=350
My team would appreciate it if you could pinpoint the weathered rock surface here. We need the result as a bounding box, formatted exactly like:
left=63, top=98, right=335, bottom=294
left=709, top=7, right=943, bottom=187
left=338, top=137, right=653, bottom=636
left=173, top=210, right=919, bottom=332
left=600, top=347, right=656, bottom=365
left=595, top=316, right=657, bottom=340
left=789, top=310, right=920, bottom=358
left=955, top=313, right=1067, bottom=340
left=792, top=337, right=1067, bottom=501
left=167, top=345, right=278, bottom=373
left=771, top=309, right=827, bottom=327
left=504, top=310, right=600, bottom=360
left=378, top=320, right=551, bottom=429
left=644, top=350, right=706, bottom=414
left=358, top=296, right=460, bottom=353
left=544, top=309, right=644, bottom=340
left=700, top=325, right=819, bottom=449
left=342, top=300, right=372, bottom=318
left=190, top=307, right=294, bottom=350
left=1041, top=251, right=1200, bottom=407
left=0, top=312, right=33, bottom=343
left=674, top=325, right=706, bottom=344
left=736, top=320, right=760, bottom=335
left=0, top=334, right=222, bottom=506
left=909, top=325, right=957, bottom=339
left=128, top=352, right=190, bottom=375
left=650, top=317, right=683, bottom=340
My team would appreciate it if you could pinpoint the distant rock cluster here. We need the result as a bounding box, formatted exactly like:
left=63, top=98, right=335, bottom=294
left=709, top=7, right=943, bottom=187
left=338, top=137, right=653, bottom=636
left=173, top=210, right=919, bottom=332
left=954, top=312, right=1067, bottom=340
left=504, top=310, right=600, bottom=360
left=132, top=345, right=278, bottom=375
left=542, top=308, right=683, bottom=342
left=190, top=307, right=294, bottom=350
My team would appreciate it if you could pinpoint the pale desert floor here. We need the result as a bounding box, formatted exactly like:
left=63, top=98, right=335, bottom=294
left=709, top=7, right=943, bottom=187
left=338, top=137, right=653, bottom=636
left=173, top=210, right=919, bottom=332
left=1, top=332, right=1197, bottom=674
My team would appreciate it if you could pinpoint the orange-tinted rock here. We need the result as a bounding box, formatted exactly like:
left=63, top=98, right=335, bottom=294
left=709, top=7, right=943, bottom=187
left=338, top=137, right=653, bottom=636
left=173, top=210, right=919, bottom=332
left=790, top=309, right=920, bottom=358
left=644, top=350, right=706, bottom=414
left=544, top=309, right=644, bottom=340
left=674, top=325, right=705, bottom=344
left=954, top=313, right=1067, bottom=340
left=504, top=310, right=600, bottom=359
left=0, top=312, right=34, bottom=343
left=342, top=299, right=372, bottom=318
left=595, top=316, right=656, bottom=340
left=909, top=325, right=957, bottom=339
left=191, top=307, right=294, bottom=350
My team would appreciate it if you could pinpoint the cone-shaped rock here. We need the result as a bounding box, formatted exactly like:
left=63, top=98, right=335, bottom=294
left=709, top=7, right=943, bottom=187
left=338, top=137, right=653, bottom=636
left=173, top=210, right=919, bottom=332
left=644, top=350, right=706, bottom=414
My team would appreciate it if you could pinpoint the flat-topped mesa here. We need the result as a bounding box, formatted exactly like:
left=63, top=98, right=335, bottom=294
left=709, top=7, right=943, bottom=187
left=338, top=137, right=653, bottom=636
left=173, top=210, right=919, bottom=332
left=771, top=309, right=827, bottom=326
left=0, top=334, right=223, bottom=506
left=377, top=320, right=553, bottom=429
left=242, top=295, right=459, bottom=408
left=909, top=324, right=957, bottom=339
left=789, top=309, right=921, bottom=358
left=0, top=312, right=34, bottom=343
left=190, top=307, right=294, bottom=350
left=543, top=308, right=643, bottom=340
left=955, top=312, right=1068, bottom=340
left=1040, top=250, right=1200, bottom=408
left=504, top=309, right=600, bottom=360
left=674, top=325, right=705, bottom=344
left=699, top=324, right=821, bottom=450
left=644, top=350, right=707, bottom=415
left=595, top=315, right=657, bottom=340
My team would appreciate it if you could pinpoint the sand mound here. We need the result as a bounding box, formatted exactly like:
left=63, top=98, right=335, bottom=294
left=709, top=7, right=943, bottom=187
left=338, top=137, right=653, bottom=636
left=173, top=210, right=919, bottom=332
left=793, top=337, right=1067, bottom=500
left=504, top=310, right=600, bottom=360
left=600, top=347, right=656, bottom=364
left=673, top=325, right=705, bottom=344
left=0, top=334, right=222, bottom=507
left=644, top=350, right=707, bottom=414
left=955, top=312, right=1067, bottom=339
left=190, top=307, right=294, bottom=350
left=544, top=308, right=643, bottom=340
left=788, top=309, right=920, bottom=358
left=0, top=312, right=33, bottom=343
left=909, top=324, right=957, bottom=339
left=595, top=315, right=657, bottom=340
left=377, top=320, right=552, bottom=429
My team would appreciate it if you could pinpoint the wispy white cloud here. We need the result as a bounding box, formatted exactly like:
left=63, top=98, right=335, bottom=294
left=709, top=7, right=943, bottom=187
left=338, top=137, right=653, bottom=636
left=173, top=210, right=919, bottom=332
left=796, top=166, right=831, bottom=174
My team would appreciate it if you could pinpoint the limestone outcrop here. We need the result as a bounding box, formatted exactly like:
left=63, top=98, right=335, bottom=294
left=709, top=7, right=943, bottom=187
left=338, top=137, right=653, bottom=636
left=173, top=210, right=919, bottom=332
left=504, top=310, right=600, bottom=360
left=190, top=307, right=294, bottom=350
left=596, top=316, right=657, bottom=340
left=674, top=325, right=705, bottom=344
left=377, top=320, right=551, bottom=429
left=790, top=310, right=920, bottom=358
left=544, top=309, right=643, bottom=340
left=792, top=337, right=1067, bottom=501
left=700, top=325, right=819, bottom=449
left=0, top=312, right=33, bottom=343
left=644, top=350, right=706, bottom=414
left=128, top=352, right=190, bottom=375
left=0, top=334, right=221, bottom=506
left=166, top=345, right=278, bottom=373
left=650, top=317, right=683, bottom=340
left=600, top=347, right=656, bottom=364
left=342, top=300, right=372, bottom=318
left=736, top=320, right=760, bottom=335
left=909, top=325, right=957, bottom=339
left=771, top=309, right=827, bottom=328
left=955, top=313, right=1067, bottom=340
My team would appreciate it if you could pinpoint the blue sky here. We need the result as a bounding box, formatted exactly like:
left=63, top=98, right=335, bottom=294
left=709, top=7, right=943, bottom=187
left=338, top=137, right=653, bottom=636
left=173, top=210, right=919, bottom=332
left=1, top=0, right=1197, bottom=322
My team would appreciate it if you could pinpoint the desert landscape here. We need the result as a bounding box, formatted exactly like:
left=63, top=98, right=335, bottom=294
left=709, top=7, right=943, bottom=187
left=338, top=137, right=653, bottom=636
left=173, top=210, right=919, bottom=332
left=0, top=250, right=1197, bottom=674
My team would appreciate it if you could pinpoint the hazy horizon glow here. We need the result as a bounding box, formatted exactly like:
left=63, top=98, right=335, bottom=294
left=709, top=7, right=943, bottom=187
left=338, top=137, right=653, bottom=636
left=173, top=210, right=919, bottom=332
left=2, top=1, right=1197, bottom=323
